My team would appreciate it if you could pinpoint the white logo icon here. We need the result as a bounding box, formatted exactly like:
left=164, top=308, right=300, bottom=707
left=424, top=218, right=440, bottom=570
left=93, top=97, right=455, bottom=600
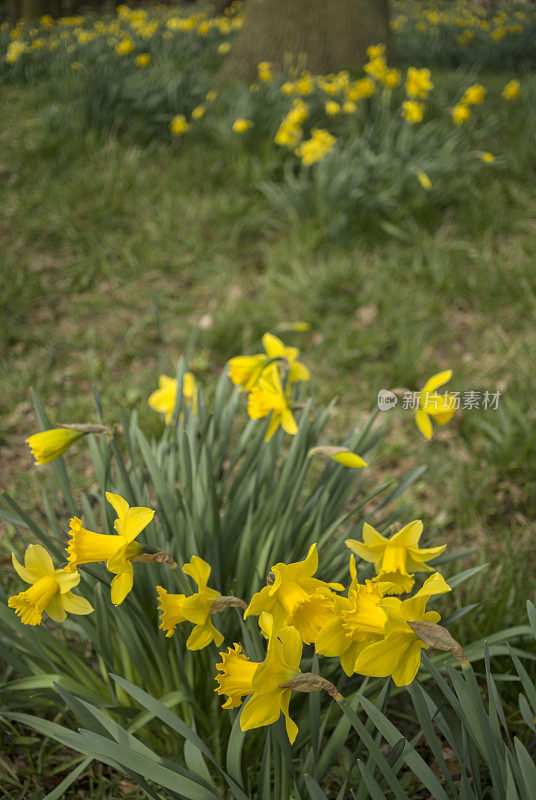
left=377, top=389, right=398, bottom=411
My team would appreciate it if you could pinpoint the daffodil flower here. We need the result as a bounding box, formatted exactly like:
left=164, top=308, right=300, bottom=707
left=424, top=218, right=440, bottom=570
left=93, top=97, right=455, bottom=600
left=26, top=428, right=85, bottom=465
left=8, top=544, right=93, bottom=626
left=247, top=364, right=299, bottom=442
left=240, top=614, right=303, bottom=744
left=354, top=572, right=451, bottom=686
left=244, top=544, right=342, bottom=643
left=316, top=557, right=393, bottom=675
left=148, top=373, right=198, bottom=424
left=415, top=369, right=456, bottom=440
left=66, top=492, right=154, bottom=605
left=157, top=556, right=223, bottom=649
left=346, top=520, right=446, bottom=595
left=308, top=446, right=367, bottom=469
left=228, top=332, right=309, bottom=392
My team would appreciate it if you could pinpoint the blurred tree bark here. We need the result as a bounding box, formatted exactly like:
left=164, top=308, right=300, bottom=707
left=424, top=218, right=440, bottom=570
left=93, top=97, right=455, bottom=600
left=219, top=0, right=393, bottom=81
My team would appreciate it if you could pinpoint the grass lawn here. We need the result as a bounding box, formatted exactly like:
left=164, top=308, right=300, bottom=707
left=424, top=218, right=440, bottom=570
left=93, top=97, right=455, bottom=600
left=1, top=55, right=536, bottom=795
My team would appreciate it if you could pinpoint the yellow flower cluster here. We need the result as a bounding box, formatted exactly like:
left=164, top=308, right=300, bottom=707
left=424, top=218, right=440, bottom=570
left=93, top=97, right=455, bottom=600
left=214, top=523, right=451, bottom=742
left=390, top=0, right=536, bottom=45
left=229, top=332, right=309, bottom=440
left=3, top=2, right=243, bottom=66
left=295, top=128, right=336, bottom=166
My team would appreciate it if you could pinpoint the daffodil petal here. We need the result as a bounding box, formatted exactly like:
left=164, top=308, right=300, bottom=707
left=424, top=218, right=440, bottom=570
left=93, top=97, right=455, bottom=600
left=182, top=556, right=212, bottom=590
left=415, top=410, right=433, bottom=440
left=25, top=544, right=54, bottom=577
left=122, top=507, right=154, bottom=542
left=262, top=332, right=285, bottom=358
left=422, top=369, right=452, bottom=394
left=241, top=691, right=282, bottom=731
left=110, top=567, right=133, bottom=605
left=54, top=569, right=81, bottom=594
left=280, top=690, right=298, bottom=744
left=12, top=553, right=39, bottom=584
left=105, top=492, right=129, bottom=531
left=45, top=592, right=67, bottom=622
left=62, top=591, right=94, bottom=615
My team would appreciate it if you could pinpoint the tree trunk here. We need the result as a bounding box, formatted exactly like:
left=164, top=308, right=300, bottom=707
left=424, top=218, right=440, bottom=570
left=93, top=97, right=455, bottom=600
left=219, top=0, right=393, bottom=82
left=6, top=0, right=22, bottom=25
left=21, top=0, right=46, bottom=19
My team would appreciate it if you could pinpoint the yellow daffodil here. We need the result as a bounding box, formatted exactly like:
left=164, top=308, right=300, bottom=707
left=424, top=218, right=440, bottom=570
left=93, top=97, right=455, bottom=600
left=244, top=544, right=342, bottom=643
left=502, top=79, right=520, bottom=100
left=247, top=364, right=298, bottom=441
left=240, top=615, right=303, bottom=743
left=401, top=100, right=424, bottom=124
left=215, top=643, right=259, bottom=708
left=26, top=428, right=85, bottom=465
left=354, top=572, right=451, bottom=686
left=8, top=544, right=93, bottom=626
left=325, top=100, right=341, bottom=116
left=257, top=61, right=273, bottom=82
left=308, top=446, right=367, bottom=469
left=136, top=53, right=150, bottom=67
left=170, top=114, right=190, bottom=136
left=115, top=38, right=134, bottom=55
left=346, top=520, right=446, bottom=595
left=462, top=83, right=486, bottom=105
left=405, top=66, right=433, bottom=99
left=295, top=128, right=336, bottom=166
left=366, top=44, right=385, bottom=60
left=316, top=557, right=393, bottom=674
left=451, top=103, right=470, bottom=125
left=148, top=373, right=198, bottom=423
left=157, top=556, right=223, bottom=649
left=343, top=101, right=357, bottom=114
left=415, top=369, right=456, bottom=439
left=191, top=105, right=205, bottom=120
left=66, top=492, right=154, bottom=605
left=232, top=118, right=253, bottom=134
left=229, top=332, right=309, bottom=391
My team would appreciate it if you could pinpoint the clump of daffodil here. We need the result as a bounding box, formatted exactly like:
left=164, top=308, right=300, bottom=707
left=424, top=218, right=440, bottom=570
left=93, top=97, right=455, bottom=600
left=8, top=544, right=93, bottom=626
left=244, top=544, right=343, bottom=644
left=354, top=572, right=451, bottom=686
left=228, top=332, right=310, bottom=392
left=316, top=557, right=394, bottom=675
left=66, top=492, right=154, bottom=605
left=415, top=369, right=456, bottom=439
left=156, top=556, right=240, bottom=649
left=346, top=520, right=446, bottom=595
left=148, top=373, right=198, bottom=423
left=247, top=364, right=298, bottom=441
left=26, top=424, right=108, bottom=465
left=295, top=128, right=336, bottom=166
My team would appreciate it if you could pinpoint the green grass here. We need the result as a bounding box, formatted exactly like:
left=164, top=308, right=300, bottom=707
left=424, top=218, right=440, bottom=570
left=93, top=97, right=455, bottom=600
left=1, top=62, right=536, bottom=795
